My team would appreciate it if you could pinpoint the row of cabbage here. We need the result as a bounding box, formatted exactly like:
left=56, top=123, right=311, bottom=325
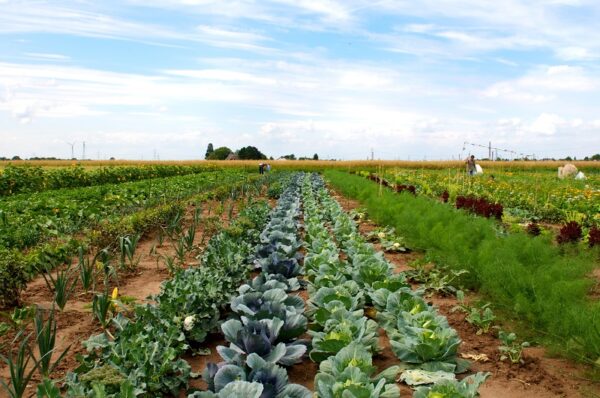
left=62, top=197, right=273, bottom=396
left=303, top=173, right=489, bottom=397
left=193, top=174, right=311, bottom=397
left=302, top=173, right=401, bottom=397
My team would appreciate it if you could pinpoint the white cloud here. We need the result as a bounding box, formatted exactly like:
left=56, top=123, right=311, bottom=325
left=484, top=65, right=598, bottom=103
left=529, top=113, right=565, bottom=135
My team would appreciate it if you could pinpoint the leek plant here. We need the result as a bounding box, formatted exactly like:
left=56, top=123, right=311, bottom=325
left=34, top=307, right=70, bottom=377
left=39, top=262, right=77, bottom=311
left=77, top=246, right=96, bottom=292
left=92, top=290, right=114, bottom=329
left=118, top=234, right=141, bottom=271
left=182, top=224, right=196, bottom=252
left=0, top=332, right=39, bottom=398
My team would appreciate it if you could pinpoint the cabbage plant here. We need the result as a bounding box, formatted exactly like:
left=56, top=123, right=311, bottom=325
left=218, top=317, right=306, bottom=366
left=200, top=353, right=311, bottom=398
left=315, top=343, right=400, bottom=398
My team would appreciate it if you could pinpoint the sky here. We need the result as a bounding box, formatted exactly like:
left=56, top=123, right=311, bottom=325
left=0, top=0, right=599, bottom=160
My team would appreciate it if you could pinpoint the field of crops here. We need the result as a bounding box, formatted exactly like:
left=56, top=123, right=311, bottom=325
left=0, top=164, right=598, bottom=398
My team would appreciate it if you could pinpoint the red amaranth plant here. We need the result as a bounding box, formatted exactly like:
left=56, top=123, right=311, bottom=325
left=557, top=221, right=582, bottom=244
left=526, top=222, right=541, bottom=236
left=455, top=195, right=503, bottom=220
left=394, top=184, right=416, bottom=195
left=588, top=226, right=600, bottom=248
left=441, top=190, right=449, bottom=203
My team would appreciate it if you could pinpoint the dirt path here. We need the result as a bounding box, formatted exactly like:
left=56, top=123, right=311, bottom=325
left=330, top=190, right=600, bottom=398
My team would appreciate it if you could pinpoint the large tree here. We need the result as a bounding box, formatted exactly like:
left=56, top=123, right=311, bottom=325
left=207, top=146, right=232, bottom=160
left=205, top=143, right=214, bottom=160
left=238, top=146, right=267, bottom=160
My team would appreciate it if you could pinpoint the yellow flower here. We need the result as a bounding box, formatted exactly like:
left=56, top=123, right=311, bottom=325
left=112, top=287, right=119, bottom=300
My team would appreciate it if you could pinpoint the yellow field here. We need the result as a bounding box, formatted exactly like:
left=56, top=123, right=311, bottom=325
left=1, top=159, right=599, bottom=171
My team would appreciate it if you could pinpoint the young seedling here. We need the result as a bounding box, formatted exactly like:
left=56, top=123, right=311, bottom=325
left=34, top=307, right=70, bottom=377
left=498, top=330, right=530, bottom=364
left=465, top=304, right=496, bottom=335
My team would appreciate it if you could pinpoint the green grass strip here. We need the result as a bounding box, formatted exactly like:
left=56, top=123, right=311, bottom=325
left=324, top=170, right=600, bottom=365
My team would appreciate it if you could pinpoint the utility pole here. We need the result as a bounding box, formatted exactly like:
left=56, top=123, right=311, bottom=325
left=488, top=141, right=492, bottom=160
left=370, top=148, right=374, bottom=161
left=82, top=141, right=86, bottom=160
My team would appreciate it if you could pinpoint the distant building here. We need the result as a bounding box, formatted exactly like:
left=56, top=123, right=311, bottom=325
left=225, top=152, right=239, bottom=160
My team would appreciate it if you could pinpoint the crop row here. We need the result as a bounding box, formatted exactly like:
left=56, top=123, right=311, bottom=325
left=195, top=173, right=312, bottom=397
left=0, top=164, right=227, bottom=196
left=302, top=174, right=489, bottom=397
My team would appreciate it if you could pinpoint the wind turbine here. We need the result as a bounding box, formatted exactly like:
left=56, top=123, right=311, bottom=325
left=66, top=141, right=76, bottom=159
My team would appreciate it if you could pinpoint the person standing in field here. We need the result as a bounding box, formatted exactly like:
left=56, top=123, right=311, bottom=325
left=259, top=163, right=264, bottom=174
left=465, top=155, right=476, bottom=176
left=266, top=163, right=271, bottom=173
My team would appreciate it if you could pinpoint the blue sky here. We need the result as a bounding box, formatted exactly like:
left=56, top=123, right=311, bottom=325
left=0, top=0, right=599, bottom=160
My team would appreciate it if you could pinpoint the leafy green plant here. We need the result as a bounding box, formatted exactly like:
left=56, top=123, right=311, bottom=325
left=498, top=330, right=529, bottom=364
left=0, top=305, right=36, bottom=331
left=39, top=260, right=77, bottom=311
left=0, top=247, right=28, bottom=308
left=36, top=378, right=62, bottom=398
left=34, top=307, right=70, bottom=377
left=465, top=304, right=496, bottom=335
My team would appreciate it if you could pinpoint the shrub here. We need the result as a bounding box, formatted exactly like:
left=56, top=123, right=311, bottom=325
left=0, top=248, right=28, bottom=308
